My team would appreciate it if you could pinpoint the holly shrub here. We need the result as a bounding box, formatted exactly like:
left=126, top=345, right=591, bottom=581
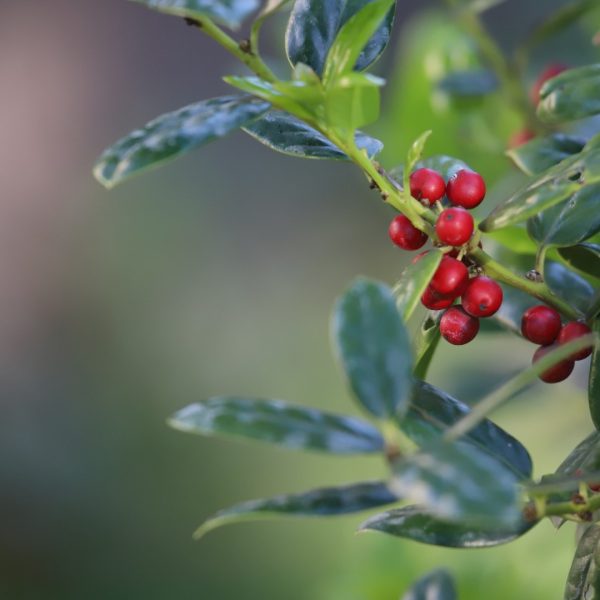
left=95, top=0, right=600, bottom=597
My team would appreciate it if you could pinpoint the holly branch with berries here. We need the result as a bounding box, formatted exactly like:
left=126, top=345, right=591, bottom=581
left=94, top=1, right=600, bottom=598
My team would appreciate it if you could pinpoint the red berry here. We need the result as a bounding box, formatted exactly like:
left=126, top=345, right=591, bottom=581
left=531, top=63, right=568, bottom=104
left=532, top=344, right=574, bottom=383
left=421, top=285, right=454, bottom=311
left=388, top=215, right=428, bottom=250
left=461, top=276, right=503, bottom=318
left=440, top=306, right=479, bottom=345
left=558, top=321, right=593, bottom=361
left=409, top=168, right=446, bottom=205
left=446, top=170, right=486, bottom=209
left=435, top=207, right=474, bottom=246
left=521, top=305, right=562, bottom=345
left=509, top=129, right=535, bottom=149
left=430, top=256, right=469, bottom=297
left=590, top=481, right=600, bottom=493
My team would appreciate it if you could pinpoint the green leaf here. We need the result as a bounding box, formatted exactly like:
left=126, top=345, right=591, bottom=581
left=491, top=285, right=535, bottom=336
left=194, top=481, right=398, bottom=538
left=94, top=95, right=269, bottom=188
left=391, top=440, right=523, bottom=527
left=130, top=0, right=259, bottom=29
left=538, top=63, right=600, bottom=124
left=332, top=279, right=413, bottom=420
left=558, top=244, right=600, bottom=279
left=243, top=110, right=383, bottom=159
left=589, top=319, right=600, bottom=431
left=285, top=0, right=396, bottom=77
left=485, top=226, right=538, bottom=255
left=322, top=0, right=396, bottom=82
left=588, top=290, right=600, bottom=321
left=545, top=261, right=594, bottom=315
left=359, top=505, right=535, bottom=548
left=507, top=134, right=585, bottom=176
left=169, top=397, right=385, bottom=453
left=393, top=250, right=443, bottom=321
left=400, top=569, right=457, bottom=600
left=390, top=155, right=470, bottom=185
left=527, top=182, right=600, bottom=248
left=564, top=524, right=600, bottom=600
left=400, top=381, right=533, bottom=480
left=413, top=313, right=442, bottom=380
left=437, top=69, right=498, bottom=97
left=556, top=431, right=600, bottom=477
left=405, top=131, right=433, bottom=182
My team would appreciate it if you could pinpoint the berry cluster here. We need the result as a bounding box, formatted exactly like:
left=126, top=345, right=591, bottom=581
left=522, top=306, right=592, bottom=383
left=389, top=167, right=503, bottom=346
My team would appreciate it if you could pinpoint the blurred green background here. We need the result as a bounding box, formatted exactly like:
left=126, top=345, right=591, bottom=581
left=1, top=1, right=599, bottom=598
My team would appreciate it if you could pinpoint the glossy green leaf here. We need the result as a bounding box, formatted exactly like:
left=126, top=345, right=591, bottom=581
left=393, top=250, right=443, bottom=321
left=130, top=0, right=259, bottom=29
left=359, top=505, right=535, bottom=548
left=194, top=481, right=398, bottom=538
left=589, top=319, right=600, bottom=431
left=556, top=431, right=600, bottom=477
left=558, top=244, right=600, bottom=279
left=332, top=279, right=413, bottom=420
left=413, top=313, right=442, bottom=380
left=587, top=290, right=600, bottom=320
left=322, top=0, right=396, bottom=82
left=390, top=155, right=470, bottom=186
left=507, top=134, right=585, bottom=176
left=545, top=261, right=594, bottom=315
left=285, top=0, right=395, bottom=77
left=401, top=569, right=457, bottom=600
left=169, top=397, right=385, bottom=453
left=527, top=182, right=600, bottom=248
left=437, top=69, right=497, bottom=97
left=538, top=63, right=600, bottom=124
left=391, top=440, right=523, bottom=527
left=400, top=381, right=533, bottom=479
left=491, top=285, right=534, bottom=336
left=564, top=524, right=600, bottom=600
left=94, top=95, right=269, bottom=188
left=243, top=110, right=383, bottom=159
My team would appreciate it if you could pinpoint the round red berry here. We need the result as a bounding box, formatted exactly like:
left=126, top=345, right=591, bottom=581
left=421, top=285, right=454, bottom=311
left=461, top=276, right=503, bottom=318
left=446, top=170, right=486, bottom=209
left=440, top=306, right=479, bottom=345
left=409, top=168, right=446, bottom=205
left=430, top=256, right=469, bottom=297
left=531, top=63, right=568, bottom=104
left=558, top=321, right=593, bottom=361
left=388, top=215, right=428, bottom=250
left=435, top=207, right=474, bottom=246
left=532, top=344, right=574, bottom=384
left=521, top=305, right=562, bottom=345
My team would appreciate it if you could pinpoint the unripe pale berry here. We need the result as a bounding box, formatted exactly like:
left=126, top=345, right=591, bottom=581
left=558, top=321, right=593, bottom=361
left=409, top=168, right=446, bottom=205
left=440, top=306, right=479, bottom=345
left=532, top=344, right=574, bottom=383
left=461, top=276, right=503, bottom=318
left=446, top=170, right=486, bottom=209
left=521, top=305, right=562, bottom=345
left=421, top=285, right=454, bottom=311
left=435, top=207, right=474, bottom=247
left=531, top=63, right=568, bottom=104
left=430, top=256, right=469, bottom=297
left=388, top=215, right=428, bottom=250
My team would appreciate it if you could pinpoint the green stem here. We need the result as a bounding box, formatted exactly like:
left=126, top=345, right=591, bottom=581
left=535, top=245, right=548, bottom=279
left=195, top=17, right=278, bottom=83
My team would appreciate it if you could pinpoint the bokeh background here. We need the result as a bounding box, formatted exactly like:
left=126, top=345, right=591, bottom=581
left=1, top=1, right=599, bottom=598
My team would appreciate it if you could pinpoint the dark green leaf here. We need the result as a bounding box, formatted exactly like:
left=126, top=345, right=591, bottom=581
left=285, top=0, right=396, bottom=77
left=243, top=110, right=383, bottom=159
left=538, top=63, right=600, bottom=124
left=507, top=134, right=585, bottom=176
left=491, top=285, right=534, bottom=336
left=94, top=95, right=269, bottom=188
left=545, top=260, right=594, bottom=315
left=359, top=505, right=535, bottom=548
left=169, top=397, right=385, bottom=453
left=400, top=381, right=533, bottom=479
left=391, top=440, right=523, bottom=527
left=401, top=569, right=457, bottom=600
left=588, top=290, right=600, bottom=321
left=194, top=481, right=398, bottom=538
left=437, top=69, right=498, bottom=97
left=332, top=279, right=413, bottom=420
left=559, top=244, right=600, bottom=279
left=589, top=319, right=600, bottom=431
left=413, top=313, right=442, bottom=380
left=527, top=182, right=600, bottom=248
left=131, top=0, right=259, bottom=29
left=556, top=431, right=600, bottom=477
left=564, top=524, right=600, bottom=600
left=393, top=250, right=443, bottom=321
